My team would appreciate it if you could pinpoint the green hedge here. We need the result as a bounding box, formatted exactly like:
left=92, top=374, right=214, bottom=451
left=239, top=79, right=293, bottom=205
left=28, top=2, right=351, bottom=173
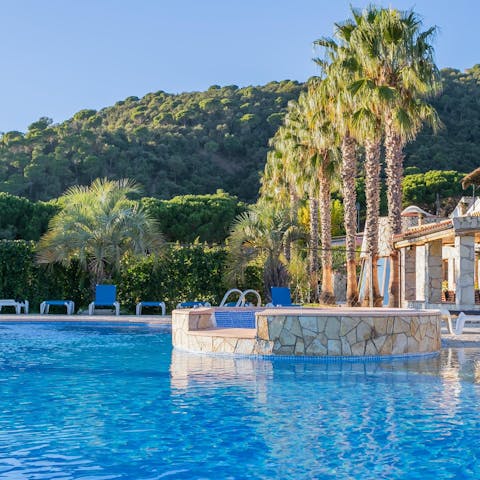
left=117, top=244, right=229, bottom=312
left=142, top=191, right=246, bottom=244
left=0, top=240, right=91, bottom=312
left=0, top=240, right=263, bottom=314
left=0, top=193, right=58, bottom=240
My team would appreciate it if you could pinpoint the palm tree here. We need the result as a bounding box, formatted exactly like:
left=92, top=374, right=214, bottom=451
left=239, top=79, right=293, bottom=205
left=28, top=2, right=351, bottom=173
left=339, top=134, right=360, bottom=306
left=342, top=6, right=441, bottom=305
left=262, top=80, right=340, bottom=305
left=284, top=88, right=338, bottom=304
left=305, top=83, right=339, bottom=304
left=284, top=95, right=322, bottom=302
left=314, top=38, right=361, bottom=306
left=226, top=203, right=299, bottom=300
left=262, top=96, right=321, bottom=301
left=375, top=9, right=441, bottom=306
left=261, top=125, right=302, bottom=264
left=37, top=178, right=163, bottom=286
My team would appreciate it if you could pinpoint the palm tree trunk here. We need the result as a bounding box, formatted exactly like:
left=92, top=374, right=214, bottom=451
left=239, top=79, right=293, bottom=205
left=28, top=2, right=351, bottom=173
left=385, top=117, right=405, bottom=307
left=284, top=191, right=298, bottom=262
left=309, top=192, right=320, bottom=303
left=319, top=161, right=335, bottom=304
left=264, top=255, right=289, bottom=298
left=363, top=138, right=383, bottom=307
left=384, top=119, right=405, bottom=236
left=341, top=134, right=359, bottom=306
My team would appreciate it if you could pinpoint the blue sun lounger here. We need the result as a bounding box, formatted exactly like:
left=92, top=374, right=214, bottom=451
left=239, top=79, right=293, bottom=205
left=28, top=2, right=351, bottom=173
left=88, top=285, right=120, bottom=316
left=268, top=287, right=300, bottom=307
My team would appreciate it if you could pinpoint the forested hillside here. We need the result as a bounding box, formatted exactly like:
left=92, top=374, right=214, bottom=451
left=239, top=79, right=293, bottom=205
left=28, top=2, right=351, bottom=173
left=0, top=66, right=479, bottom=203
left=404, top=65, right=480, bottom=171
left=0, top=81, right=302, bottom=203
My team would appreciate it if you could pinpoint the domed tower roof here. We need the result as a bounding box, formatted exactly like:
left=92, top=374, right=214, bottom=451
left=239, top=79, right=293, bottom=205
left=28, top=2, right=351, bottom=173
left=401, top=205, right=434, bottom=217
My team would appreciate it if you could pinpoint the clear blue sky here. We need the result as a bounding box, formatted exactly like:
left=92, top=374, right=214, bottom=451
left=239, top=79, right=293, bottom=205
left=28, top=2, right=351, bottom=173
left=1, top=0, right=477, bottom=132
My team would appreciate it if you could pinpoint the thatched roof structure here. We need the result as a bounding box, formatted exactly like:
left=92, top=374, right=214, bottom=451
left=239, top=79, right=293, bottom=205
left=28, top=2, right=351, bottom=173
left=462, top=167, right=480, bottom=189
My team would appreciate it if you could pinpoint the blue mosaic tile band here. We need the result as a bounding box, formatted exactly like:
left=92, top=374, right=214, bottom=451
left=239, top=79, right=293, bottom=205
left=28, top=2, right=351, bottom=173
left=175, top=346, right=440, bottom=363
left=214, top=310, right=256, bottom=328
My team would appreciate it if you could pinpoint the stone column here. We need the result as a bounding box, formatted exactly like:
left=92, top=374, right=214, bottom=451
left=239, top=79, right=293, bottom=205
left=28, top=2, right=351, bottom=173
left=448, top=256, right=456, bottom=291
left=455, top=234, right=475, bottom=306
left=415, top=245, right=426, bottom=301
left=426, top=239, right=443, bottom=304
left=401, top=246, right=416, bottom=303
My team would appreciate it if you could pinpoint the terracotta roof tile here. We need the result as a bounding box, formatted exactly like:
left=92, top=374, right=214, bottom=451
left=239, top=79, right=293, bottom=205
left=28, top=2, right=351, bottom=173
left=393, top=219, right=453, bottom=241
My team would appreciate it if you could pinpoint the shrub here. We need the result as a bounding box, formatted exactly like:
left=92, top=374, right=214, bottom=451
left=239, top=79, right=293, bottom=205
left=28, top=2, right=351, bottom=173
left=117, top=244, right=229, bottom=312
left=0, top=240, right=263, bottom=314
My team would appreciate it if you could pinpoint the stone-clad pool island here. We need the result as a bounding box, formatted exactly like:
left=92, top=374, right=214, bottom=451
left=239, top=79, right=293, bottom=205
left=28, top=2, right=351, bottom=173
left=172, top=307, right=441, bottom=358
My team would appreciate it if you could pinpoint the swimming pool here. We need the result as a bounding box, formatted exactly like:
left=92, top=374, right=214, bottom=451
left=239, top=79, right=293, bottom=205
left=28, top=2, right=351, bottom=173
left=0, top=323, right=479, bottom=479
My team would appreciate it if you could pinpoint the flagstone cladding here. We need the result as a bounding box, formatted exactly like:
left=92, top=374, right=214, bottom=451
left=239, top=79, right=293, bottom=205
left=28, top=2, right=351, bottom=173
left=172, top=307, right=441, bottom=357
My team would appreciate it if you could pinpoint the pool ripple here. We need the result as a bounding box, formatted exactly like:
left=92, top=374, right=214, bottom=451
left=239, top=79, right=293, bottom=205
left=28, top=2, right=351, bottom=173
left=0, top=323, right=479, bottom=478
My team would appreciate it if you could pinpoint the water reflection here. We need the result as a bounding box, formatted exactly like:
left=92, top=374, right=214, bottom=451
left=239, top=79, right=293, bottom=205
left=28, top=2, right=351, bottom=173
left=169, top=348, right=480, bottom=479
left=171, top=348, right=480, bottom=385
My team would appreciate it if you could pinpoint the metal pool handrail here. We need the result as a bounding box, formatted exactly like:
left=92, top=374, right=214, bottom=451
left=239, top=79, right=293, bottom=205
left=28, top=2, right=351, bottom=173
left=219, top=289, right=244, bottom=307
left=238, top=289, right=262, bottom=307
left=219, top=289, right=262, bottom=307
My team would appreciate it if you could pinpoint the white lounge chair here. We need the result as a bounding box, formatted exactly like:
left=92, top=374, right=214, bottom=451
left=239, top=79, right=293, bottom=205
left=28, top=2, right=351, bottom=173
left=40, top=300, right=75, bottom=315
left=454, top=312, right=480, bottom=335
left=0, top=299, right=29, bottom=314
left=439, top=308, right=454, bottom=334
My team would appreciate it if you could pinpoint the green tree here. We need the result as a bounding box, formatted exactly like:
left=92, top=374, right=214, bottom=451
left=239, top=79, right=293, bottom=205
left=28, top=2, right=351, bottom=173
left=344, top=7, right=441, bottom=306
left=0, top=82, right=304, bottom=203
left=141, top=190, right=245, bottom=243
left=0, top=192, right=58, bottom=240
left=402, top=170, right=464, bottom=212
left=262, top=89, right=337, bottom=303
left=37, top=178, right=163, bottom=285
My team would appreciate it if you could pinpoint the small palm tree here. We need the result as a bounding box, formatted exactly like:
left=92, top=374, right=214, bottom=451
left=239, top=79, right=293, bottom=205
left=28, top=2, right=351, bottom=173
left=226, top=203, right=300, bottom=300
left=37, top=178, right=163, bottom=286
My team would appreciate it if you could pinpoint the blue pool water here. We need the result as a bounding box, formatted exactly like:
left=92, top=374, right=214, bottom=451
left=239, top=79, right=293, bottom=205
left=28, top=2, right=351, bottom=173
left=0, top=323, right=480, bottom=479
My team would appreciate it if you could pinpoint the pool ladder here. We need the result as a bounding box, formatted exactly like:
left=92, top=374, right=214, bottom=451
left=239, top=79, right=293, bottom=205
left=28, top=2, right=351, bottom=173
left=219, top=288, right=262, bottom=307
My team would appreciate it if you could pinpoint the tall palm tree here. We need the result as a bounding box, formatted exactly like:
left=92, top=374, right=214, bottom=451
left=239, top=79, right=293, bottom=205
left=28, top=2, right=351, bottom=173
left=305, top=83, right=339, bottom=304
left=314, top=38, right=361, bottom=306
left=343, top=6, right=441, bottom=305
left=262, top=96, right=321, bottom=301
left=261, top=122, right=306, bottom=269
left=341, top=9, right=391, bottom=306
left=285, top=88, right=339, bottom=304
left=261, top=86, right=338, bottom=304
left=284, top=95, right=322, bottom=302
left=37, top=178, right=163, bottom=286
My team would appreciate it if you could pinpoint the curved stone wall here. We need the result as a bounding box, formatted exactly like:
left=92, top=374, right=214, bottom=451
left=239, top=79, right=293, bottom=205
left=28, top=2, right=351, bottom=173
left=172, top=307, right=441, bottom=357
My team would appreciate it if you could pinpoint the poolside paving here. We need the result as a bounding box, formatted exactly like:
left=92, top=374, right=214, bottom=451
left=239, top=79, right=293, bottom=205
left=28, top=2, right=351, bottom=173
left=0, top=314, right=172, bottom=326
